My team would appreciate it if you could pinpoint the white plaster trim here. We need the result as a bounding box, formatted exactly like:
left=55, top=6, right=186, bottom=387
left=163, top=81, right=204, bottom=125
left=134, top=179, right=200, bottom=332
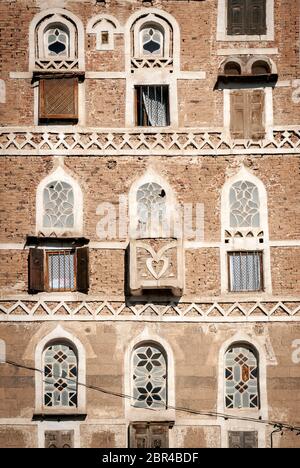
left=217, top=0, right=274, bottom=42
left=9, top=72, right=32, bottom=79
left=217, top=332, right=269, bottom=430
left=37, top=15, right=76, bottom=61
left=220, top=166, right=272, bottom=295
left=35, top=166, right=83, bottom=236
left=124, top=328, right=175, bottom=422
left=85, top=72, right=126, bottom=79
left=133, top=14, right=170, bottom=60
left=87, top=14, right=123, bottom=51
left=0, top=80, right=5, bottom=104
left=37, top=420, right=80, bottom=448
left=28, top=8, right=85, bottom=71
left=0, top=339, right=6, bottom=363
left=34, top=325, right=86, bottom=414
left=217, top=48, right=278, bottom=56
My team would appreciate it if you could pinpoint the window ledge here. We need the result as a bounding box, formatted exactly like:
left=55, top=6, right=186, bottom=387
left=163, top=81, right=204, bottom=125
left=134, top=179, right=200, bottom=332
left=32, top=412, right=87, bottom=421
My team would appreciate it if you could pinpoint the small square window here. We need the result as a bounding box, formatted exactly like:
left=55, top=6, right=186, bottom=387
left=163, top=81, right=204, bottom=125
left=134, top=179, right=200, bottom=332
left=46, top=250, right=76, bottom=292
left=101, top=31, right=109, bottom=45
left=135, top=85, right=170, bottom=127
left=228, top=251, right=263, bottom=292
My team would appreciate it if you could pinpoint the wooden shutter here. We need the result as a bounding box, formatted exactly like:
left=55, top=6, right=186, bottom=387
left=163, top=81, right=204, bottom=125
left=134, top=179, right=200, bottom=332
left=150, top=424, right=169, bottom=449
left=129, top=423, right=149, bottom=448
left=249, top=90, right=265, bottom=139
left=247, top=0, right=266, bottom=35
left=229, top=431, right=258, bottom=448
left=39, top=77, right=78, bottom=121
left=230, top=91, right=246, bottom=138
left=29, top=248, right=44, bottom=293
left=45, top=431, right=74, bottom=448
left=76, top=247, right=89, bottom=293
left=227, top=0, right=246, bottom=35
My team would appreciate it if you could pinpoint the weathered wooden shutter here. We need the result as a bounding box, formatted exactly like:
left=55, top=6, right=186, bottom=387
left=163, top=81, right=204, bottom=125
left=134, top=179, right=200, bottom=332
left=227, top=0, right=246, bottom=35
left=230, top=91, right=246, bottom=138
left=29, top=248, right=44, bottom=293
left=247, top=0, right=266, bottom=35
left=39, top=77, right=78, bottom=121
left=229, top=431, right=258, bottom=448
left=249, top=90, right=265, bottom=139
left=45, top=430, right=74, bottom=448
left=150, top=424, right=169, bottom=449
left=130, top=423, right=149, bottom=448
left=76, top=247, right=89, bottom=293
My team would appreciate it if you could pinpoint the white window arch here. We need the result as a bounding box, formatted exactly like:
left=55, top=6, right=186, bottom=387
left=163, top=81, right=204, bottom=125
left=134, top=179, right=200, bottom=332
left=35, top=326, right=86, bottom=413
left=220, top=166, right=271, bottom=294
left=124, top=329, right=175, bottom=422
left=36, top=166, right=83, bottom=236
left=129, top=170, right=179, bottom=239
left=87, top=14, right=122, bottom=51
left=29, top=9, right=85, bottom=70
left=0, top=339, right=6, bottom=363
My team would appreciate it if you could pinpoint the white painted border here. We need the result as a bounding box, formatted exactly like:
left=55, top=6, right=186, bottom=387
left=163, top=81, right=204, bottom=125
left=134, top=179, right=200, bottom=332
left=124, top=328, right=176, bottom=423
left=36, top=166, right=83, bottom=236
left=217, top=0, right=274, bottom=42
left=0, top=339, right=6, bottom=363
left=34, top=325, right=86, bottom=414
left=220, top=166, right=272, bottom=295
left=29, top=8, right=85, bottom=71
left=217, top=331, right=269, bottom=447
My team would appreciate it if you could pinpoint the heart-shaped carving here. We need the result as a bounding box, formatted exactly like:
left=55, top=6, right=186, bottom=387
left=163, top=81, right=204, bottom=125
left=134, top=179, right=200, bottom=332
left=146, top=256, right=169, bottom=280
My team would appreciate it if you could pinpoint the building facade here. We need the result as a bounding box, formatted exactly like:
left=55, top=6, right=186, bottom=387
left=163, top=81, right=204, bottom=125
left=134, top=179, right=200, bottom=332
left=0, top=0, right=299, bottom=448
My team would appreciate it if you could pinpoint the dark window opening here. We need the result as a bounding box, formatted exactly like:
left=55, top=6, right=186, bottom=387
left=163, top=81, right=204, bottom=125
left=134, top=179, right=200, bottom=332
left=135, top=85, right=170, bottom=127
left=227, top=0, right=267, bottom=36
left=224, top=61, right=242, bottom=75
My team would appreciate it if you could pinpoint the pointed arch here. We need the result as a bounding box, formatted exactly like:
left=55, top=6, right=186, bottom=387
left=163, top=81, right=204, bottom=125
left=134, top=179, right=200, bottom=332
left=36, top=166, right=83, bottom=236
left=124, top=328, right=175, bottom=421
left=35, top=326, right=86, bottom=413
left=128, top=169, right=179, bottom=239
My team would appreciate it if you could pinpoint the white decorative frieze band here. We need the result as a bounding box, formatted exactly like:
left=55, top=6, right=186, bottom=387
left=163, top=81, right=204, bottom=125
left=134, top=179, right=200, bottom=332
left=0, top=298, right=299, bottom=322
left=0, top=127, right=299, bottom=156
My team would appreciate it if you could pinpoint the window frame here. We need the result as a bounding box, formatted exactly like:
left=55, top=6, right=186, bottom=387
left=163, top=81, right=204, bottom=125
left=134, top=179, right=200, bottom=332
left=135, top=85, right=170, bottom=127
left=39, top=76, right=79, bottom=123
left=227, top=250, right=264, bottom=293
left=216, top=0, right=274, bottom=42
left=45, top=249, right=77, bottom=293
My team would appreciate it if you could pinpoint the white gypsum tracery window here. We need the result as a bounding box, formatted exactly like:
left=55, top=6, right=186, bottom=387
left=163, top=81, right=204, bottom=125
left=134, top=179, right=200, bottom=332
left=137, top=182, right=167, bottom=236
left=141, top=24, right=164, bottom=56
left=43, top=180, right=74, bottom=229
left=225, top=345, right=259, bottom=409
left=230, top=181, right=260, bottom=228
left=133, top=344, right=167, bottom=409
left=44, top=343, right=78, bottom=408
left=45, top=25, right=69, bottom=56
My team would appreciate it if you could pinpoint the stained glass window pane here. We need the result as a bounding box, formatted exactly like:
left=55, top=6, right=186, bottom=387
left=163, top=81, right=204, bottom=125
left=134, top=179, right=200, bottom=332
left=44, top=343, right=77, bottom=408
left=225, top=346, right=259, bottom=409
left=230, top=181, right=260, bottom=228
left=132, top=344, right=167, bottom=409
left=43, top=180, right=74, bottom=228
left=141, top=26, right=163, bottom=56
left=46, top=27, right=69, bottom=56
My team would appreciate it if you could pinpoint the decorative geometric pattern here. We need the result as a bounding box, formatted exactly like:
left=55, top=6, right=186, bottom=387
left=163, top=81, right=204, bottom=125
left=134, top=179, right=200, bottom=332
left=142, top=27, right=163, bottom=55
left=46, top=28, right=68, bottom=56
left=225, top=346, right=259, bottom=409
left=131, top=58, right=173, bottom=70
left=133, top=345, right=167, bottom=409
left=0, top=127, right=300, bottom=156
left=0, top=299, right=299, bottom=321
left=43, top=180, right=74, bottom=228
left=47, top=251, right=75, bottom=291
left=230, top=181, right=260, bottom=228
left=44, top=343, right=77, bottom=408
left=137, top=183, right=167, bottom=235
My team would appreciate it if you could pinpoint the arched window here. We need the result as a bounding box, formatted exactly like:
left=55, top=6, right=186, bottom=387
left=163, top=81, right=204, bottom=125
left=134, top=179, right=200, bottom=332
left=224, top=61, right=241, bottom=75
left=132, top=343, right=167, bottom=409
left=43, top=342, right=78, bottom=408
left=225, top=344, right=259, bottom=409
left=229, top=180, right=260, bottom=228
left=36, top=167, right=83, bottom=235
left=251, top=60, right=271, bottom=75
left=137, top=182, right=167, bottom=236
left=140, top=23, right=164, bottom=56
left=43, top=180, right=74, bottom=229
left=44, top=24, right=70, bottom=57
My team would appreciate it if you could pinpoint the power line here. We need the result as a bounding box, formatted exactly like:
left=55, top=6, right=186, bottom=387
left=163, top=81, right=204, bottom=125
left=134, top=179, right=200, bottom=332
left=4, top=358, right=300, bottom=434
